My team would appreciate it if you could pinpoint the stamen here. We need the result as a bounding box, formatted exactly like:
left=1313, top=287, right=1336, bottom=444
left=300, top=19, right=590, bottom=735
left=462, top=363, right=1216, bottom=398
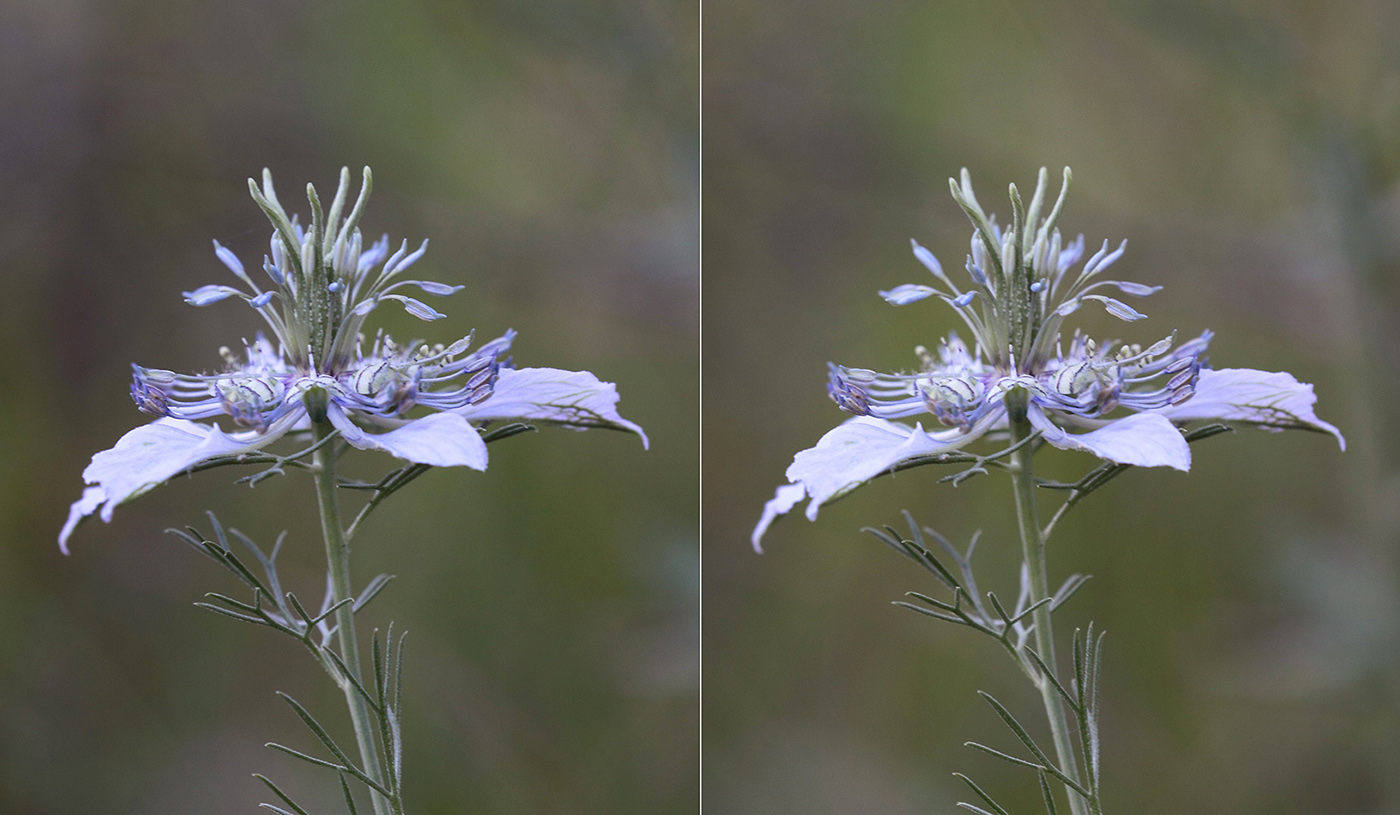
left=827, top=364, right=872, bottom=416
left=184, top=285, right=244, bottom=307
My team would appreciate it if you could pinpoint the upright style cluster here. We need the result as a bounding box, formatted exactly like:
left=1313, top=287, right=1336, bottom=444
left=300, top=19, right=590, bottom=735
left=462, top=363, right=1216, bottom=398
left=754, top=167, right=1342, bottom=550
left=63, top=167, right=646, bottom=551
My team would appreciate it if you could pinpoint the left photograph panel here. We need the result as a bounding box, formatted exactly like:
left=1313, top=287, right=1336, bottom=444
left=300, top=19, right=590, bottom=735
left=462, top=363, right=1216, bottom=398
left=0, top=1, right=697, bottom=813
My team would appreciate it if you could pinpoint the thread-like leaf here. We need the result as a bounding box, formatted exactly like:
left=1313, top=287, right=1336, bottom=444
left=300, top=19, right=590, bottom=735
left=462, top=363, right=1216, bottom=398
left=1038, top=770, right=1059, bottom=815
left=965, top=741, right=1044, bottom=771
left=863, top=524, right=905, bottom=555
left=308, top=597, right=354, bottom=628
left=354, top=574, right=395, bottom=612
left=266, top=742, right=392, bottom=799
left=1050, top=574, right=1091, bottom=610
left=480, top=422, right=536, bottom=443
left=979, top=692, right=1051, bottom=765
left=206, top=511, right=231, bottom=551
left=978, top=692, right=1090, bottom=798
left=253, top=774, right=312, bottom=815
left=167, top=527, right=222, bottom=563
left=278, top=692, right=356, bottom=769
left=1079, top=623, right=1099, bottom=715
left=193, top=602, right=267, bottom=626
left=372, top=630, right=388, bottom=711
left=892, top=601, right=965, bottom=624
left=905, top=591, right=960, bottom=615
left=393, top=630, right=407, bottom=721
left=1007, top=597, right=1052, bottom=627
left=340, top=773, right=360, bottom=815
left=1023, top=646, right=1078, bottom=710
left=1090, top=629, right=1106, bottom=719
left=387, top=706, right=403, bottom=789
left=953, top=773, right=1012, bottom=815
left=1183, top=423, right=1234, bottom=443
left=1072, top=629, right=1087, bottom=704
left=266, top=741, right=346, bottom=771
left=205, top=592, right=262, bottom=615
left=322, top=648, right=380, bottom=712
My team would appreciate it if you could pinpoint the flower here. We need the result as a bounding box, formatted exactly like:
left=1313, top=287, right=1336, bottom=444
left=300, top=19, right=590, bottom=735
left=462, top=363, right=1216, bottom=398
left=62, top=167, right=646, bottom=552
left=753, top=168, right=1342, bottom=551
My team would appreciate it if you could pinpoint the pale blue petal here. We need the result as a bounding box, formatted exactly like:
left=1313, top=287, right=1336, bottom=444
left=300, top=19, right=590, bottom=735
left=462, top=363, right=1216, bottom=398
left=786, top=414, right=998, bottom=521
left=328, top=406, right=488, bottom=469
left=1029, top=404, right=1190, bottom=470
left=61, top=415, right=296, bottom=551
left=458, top=367, right=649, bottom=448
left=59, top=487, right=105, bottom=555
left=1156, top=368, right=1345, bottom=450
left=751, top=483, right=807, bottom=553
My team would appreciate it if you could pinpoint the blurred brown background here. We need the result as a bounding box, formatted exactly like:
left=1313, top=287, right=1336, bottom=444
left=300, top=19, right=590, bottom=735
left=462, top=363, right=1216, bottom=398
left=704, top=1, right=1399, bottom=813
left=0, top=0, right=697, bottom=813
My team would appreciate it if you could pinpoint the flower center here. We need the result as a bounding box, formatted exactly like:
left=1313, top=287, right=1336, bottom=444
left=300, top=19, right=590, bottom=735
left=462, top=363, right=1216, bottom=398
left=919, top=374, right=985, bottom=427
left=1050, top=359, right=1120, bottom=412
left=348, top=358, right=421, bottom=414
left=214, top=374, right=286, bottom=430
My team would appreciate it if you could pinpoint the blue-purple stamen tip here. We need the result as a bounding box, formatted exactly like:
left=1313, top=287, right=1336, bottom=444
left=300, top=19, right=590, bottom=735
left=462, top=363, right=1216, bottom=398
left=826, top=364, right=872, bottom=416
left=263, top=258, right=284, bottom=286
left=965, top=257, right=987, bottom=286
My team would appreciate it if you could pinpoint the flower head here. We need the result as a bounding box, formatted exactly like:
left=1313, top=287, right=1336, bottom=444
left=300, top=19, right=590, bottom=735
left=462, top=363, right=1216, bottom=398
left=754, top=168, right=1342, bottom=551
left=62, top=167, right=646, bottom=552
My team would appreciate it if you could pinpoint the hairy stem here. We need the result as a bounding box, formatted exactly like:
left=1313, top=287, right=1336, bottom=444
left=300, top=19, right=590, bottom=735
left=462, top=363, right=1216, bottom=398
left=312, top=420, right=394, bottom=815
left=1008, top=415, right=1091, bottom=815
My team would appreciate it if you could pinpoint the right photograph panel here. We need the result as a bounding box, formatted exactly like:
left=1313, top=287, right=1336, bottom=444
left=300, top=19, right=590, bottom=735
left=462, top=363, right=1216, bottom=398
left=703, top=2, right=1392, bottom=813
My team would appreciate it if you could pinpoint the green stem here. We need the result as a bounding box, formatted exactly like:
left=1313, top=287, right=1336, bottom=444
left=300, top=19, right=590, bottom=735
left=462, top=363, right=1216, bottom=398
left=1008, top=415, right=1091, bottom=815
left=312, top=421, right=395, bottom=815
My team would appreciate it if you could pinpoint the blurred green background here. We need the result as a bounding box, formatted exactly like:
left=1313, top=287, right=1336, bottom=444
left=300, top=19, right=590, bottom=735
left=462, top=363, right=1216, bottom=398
left=705, top=1, right=1399, bottom=814
left=0, top=0, right=696, bottom=813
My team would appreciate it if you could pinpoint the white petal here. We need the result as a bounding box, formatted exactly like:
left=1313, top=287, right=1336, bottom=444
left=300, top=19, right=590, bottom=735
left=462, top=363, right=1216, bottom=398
left=60, top=415, right=294, bottom=551
left=328, top=406, right=488, bottom=469
left=787, top=414, right=996, bottom=521
left=1155, top=368, right=1345, bottom=450
left=459, top=367, right=648, bottom=449
left=1029, top=405, right=1190, bottom=471
left=751, top=483, right=807, bottom=553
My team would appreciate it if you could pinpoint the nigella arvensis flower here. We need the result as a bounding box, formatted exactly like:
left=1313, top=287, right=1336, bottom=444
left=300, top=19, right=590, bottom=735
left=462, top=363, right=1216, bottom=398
left=63, top=167, right=646, bottom=552
left=753, top=168, right=1342, bottom=550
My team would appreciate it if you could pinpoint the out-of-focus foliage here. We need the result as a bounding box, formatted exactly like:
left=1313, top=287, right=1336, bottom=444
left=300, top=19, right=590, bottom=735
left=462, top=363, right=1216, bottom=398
left=0, top=0, right=697, bottom=813
left=704, top=0, right=1400, bottom=813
